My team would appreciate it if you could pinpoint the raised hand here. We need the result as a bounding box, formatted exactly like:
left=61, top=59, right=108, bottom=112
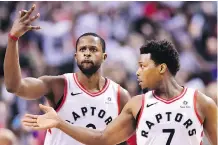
left=22, top=104, right=61, bottom=130
left=10, top=4, right=41, bottom=38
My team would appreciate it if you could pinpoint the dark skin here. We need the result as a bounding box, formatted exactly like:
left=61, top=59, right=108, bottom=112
left=4, top=5, right=131, bottom=144
left=23, top=54, right=217, bottom=145
left=4, top=4, right=130, bottom=108
left=75, top=35, right=107, bottom=93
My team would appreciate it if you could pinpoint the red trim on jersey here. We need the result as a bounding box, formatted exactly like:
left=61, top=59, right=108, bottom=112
left=152, top=87, right=187, bottom=104
left=127, top=134, right=137, bottom=145
left=117, top=85, right=121, bottom=114
left=56, top=75, right=68, bottom=112
left=73, top=73, right=110, bottom=97
left=136, top=94, right=145, bottom=128
left=194, top=90, right=203, bottom=124
left=200, top=131, right=203, bottom=145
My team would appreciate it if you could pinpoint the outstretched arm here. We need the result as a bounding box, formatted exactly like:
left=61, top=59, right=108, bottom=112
left=23, top=96, right=141, bottom=145
left=59, top=107, right=135, bottom=145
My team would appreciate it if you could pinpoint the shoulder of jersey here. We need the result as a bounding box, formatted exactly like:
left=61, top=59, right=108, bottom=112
left=108, top=78, right=118, bottom=86
left=144, top=91, right=153, bottom=98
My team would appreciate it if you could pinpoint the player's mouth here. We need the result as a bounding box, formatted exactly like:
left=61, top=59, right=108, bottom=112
left=137, top=79, right=142, bottom=85
left=82, top=60, right=94, bottom=64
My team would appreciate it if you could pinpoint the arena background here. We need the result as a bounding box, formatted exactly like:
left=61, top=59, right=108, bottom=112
left=0, top=1, right=217, bottom=145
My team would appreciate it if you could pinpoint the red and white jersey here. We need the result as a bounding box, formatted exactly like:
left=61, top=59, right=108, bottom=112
left=136, top=87, right=204, bottom=145
left=44, top=73, right=121, bottom=145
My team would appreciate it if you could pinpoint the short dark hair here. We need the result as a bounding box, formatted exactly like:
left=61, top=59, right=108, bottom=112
left=75, top=33, right=106, bottom=52
left=140, top=40, right=180, bottom=76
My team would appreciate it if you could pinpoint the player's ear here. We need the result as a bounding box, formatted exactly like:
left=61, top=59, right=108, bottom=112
left=103, top=53, right=107, bottom=61
left=74, top=53, right=77, bottom=62
left=159, top=63, right=167, bottom=74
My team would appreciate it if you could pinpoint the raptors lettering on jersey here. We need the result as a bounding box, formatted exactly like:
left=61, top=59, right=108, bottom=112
left=65, top=106, right=113, bottom=127
left=136, top=88, right=203, bottom=145
left=140, top=112, right=197, bottom=138
left=44, top=73, right=120, bottom=145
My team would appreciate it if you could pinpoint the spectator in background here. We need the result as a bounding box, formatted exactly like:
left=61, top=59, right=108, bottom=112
left=34, top=3, right=75, bottom=75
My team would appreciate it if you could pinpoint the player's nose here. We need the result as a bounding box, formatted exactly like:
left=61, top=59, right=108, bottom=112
left=84, top=49, right=91, bottom=57
left=136, top=68, right=140, bottom=77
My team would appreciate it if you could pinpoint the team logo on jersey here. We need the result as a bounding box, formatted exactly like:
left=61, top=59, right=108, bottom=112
left=105, top=97, right=114, bottom=104
left=180, top=101, right=190, bottom=108
left=146, top=102, right=158, bottom=108
left=71, top=92, right=83, bottom=96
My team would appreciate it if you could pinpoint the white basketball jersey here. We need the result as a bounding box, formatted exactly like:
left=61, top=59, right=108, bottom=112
left=44, top=73, right=121, bottom=145
left=136, top=87, right=204, bottom=145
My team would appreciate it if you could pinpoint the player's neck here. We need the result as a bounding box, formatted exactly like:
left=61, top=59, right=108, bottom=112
left=76, top=71, right=105, bottom=91
left=154, top=77, right=184, bottom=100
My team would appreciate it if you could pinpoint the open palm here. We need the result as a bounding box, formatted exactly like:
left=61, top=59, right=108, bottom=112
left=22, top=104, right=60, bottom=130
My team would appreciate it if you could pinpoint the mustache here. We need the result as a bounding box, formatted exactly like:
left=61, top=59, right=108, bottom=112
left=81, top=60, right=94, bottom=64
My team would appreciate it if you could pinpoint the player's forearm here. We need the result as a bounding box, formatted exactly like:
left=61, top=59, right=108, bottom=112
left=57, top=120, right=105, bottom=145
left=4, top=38, right=22, bottom=93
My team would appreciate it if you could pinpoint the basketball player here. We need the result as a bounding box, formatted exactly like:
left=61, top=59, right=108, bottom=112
left=4, top=4, right=131, bottom=145
left=23, top=40, right=217, bottom=145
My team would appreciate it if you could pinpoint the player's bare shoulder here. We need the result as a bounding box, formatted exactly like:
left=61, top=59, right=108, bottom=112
left=38, top=75, right=65, bottom=84
left=126, top=95, right=144, bottom=119
left=195, top=90, right=217, bottom=145
left=195, top=90, right=216, bottom=122
left=39, top=75, right=65, bottom=102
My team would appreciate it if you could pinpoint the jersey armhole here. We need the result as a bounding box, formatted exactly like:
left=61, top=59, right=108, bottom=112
left=194, top=90, right=203, bottom=125
left=55, top=75, right=68, bottom=112
left=136, top=94, right=145, bottom=128
left=54, top=95, right=64, bottom=110
left=117, top=85, right=121, bottom=115
left=135, top=107, right=141, bottom=125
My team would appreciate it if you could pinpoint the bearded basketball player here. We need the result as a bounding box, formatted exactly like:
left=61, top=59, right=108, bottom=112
left=4, top=4, right=131, bottom=145
left=23, top=40, right=217, bottom=145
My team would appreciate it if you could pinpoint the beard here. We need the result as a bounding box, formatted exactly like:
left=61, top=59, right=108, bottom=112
left=77, top=61, right=101, bottom=76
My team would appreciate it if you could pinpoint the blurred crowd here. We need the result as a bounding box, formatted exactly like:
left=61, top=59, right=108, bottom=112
left=0, top=1, right=217, bottom=145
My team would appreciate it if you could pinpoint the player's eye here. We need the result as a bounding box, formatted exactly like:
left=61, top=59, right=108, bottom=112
left=139, top=64, right=144, bottom=68
left=80, top=47, right=86, bottom=52
left=90, top=47, right=97, bottom=52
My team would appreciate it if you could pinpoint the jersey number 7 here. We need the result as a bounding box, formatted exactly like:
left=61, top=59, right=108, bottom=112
left=162, top=129, right=175, bottom=145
